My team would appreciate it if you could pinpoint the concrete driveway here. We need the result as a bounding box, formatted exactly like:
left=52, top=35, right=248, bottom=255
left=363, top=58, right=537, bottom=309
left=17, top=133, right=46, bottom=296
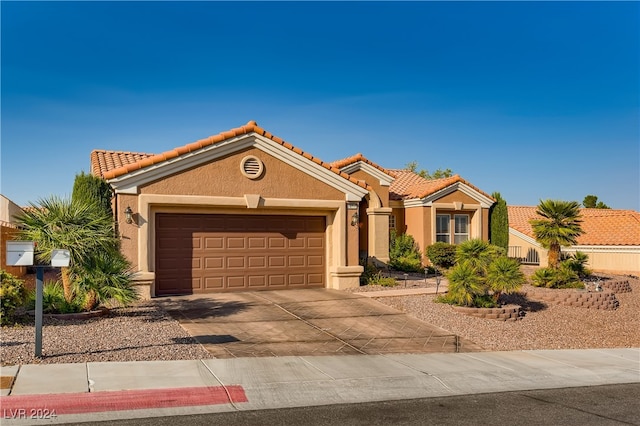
left=158, top=289, right=482, bottom=358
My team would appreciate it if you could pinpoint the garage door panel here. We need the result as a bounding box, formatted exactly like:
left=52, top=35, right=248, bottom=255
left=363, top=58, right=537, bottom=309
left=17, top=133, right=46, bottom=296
left=268, top=237, right=286, bottom=249
left=227, top=237, right=245, bottom=249
left=205, top=237, right=224, bottom=249
left=248, top=237, right=266, bottom=249
left=269, top=256, right=286, bottom=267
left=248, top=276, right=267, bottom=288
left=204, top=276, right=223, bottom=289
left=226, top=257, right=245, bottom=268
left=227, top=276, right=246, bottom=288
left=248, top=256, right=266, bottom=268
left=156, top=214, right=326, bottom=295
left=205, top=257, right=224, bottom=269
left=308, top=274, right=324, bottom=285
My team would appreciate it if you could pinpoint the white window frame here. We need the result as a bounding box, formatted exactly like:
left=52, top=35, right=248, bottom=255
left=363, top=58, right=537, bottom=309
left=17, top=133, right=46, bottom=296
left=454, top=214, right=470, bottom=244
left=389, top=214, right=396, bottom=229
left=436, top=214, right=450, bottom=243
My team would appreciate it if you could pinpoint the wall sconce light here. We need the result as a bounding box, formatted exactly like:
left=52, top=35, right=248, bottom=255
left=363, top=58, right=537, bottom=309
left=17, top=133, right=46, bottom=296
left=124, top=206, right=133, bottom=224
left=350, top=211, right=360, bottom=227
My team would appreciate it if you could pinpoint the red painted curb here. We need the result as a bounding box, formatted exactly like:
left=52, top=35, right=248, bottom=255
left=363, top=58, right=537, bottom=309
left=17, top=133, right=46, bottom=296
left=0, top=386, right=247, bottom=415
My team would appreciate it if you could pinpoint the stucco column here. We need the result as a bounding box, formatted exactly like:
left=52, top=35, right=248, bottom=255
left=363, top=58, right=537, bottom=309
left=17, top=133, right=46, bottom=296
left=366, top=207, right=392, bottom=265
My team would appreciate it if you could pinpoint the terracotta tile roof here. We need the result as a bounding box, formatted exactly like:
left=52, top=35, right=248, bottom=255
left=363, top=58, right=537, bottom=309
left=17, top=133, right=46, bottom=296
left=508, top=206, right=640, bottom=246
left=91, top=150, right=155, bottom=178
left=388, top=170, right=494, bottom=202
left=90, top=121, right=370, bottom=191
left=330, top=153, right=397, bottom=178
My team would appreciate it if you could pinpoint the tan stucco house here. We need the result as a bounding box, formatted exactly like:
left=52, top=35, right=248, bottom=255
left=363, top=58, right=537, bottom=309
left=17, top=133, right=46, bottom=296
left=508, top=206, right=640, bottom=276
left=91, top=121, right=495, bottom=297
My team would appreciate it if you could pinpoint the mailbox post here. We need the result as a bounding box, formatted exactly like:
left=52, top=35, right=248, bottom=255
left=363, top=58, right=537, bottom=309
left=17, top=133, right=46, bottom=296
left=6, top=241, right=70, bottom=357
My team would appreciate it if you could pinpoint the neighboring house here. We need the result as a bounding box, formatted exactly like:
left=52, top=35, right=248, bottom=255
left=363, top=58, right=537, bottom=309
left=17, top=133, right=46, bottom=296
left=91, top=121, right=494, bottom=297
left=508, top=206, right=640, bottom=276
left=331, top=154, right=495, bottom=265
left=0, top=194, right=26, bottom=277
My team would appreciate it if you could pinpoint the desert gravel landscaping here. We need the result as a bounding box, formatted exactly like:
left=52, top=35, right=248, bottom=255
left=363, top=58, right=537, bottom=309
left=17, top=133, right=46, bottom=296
left=1, top=274, right=638, bottom=366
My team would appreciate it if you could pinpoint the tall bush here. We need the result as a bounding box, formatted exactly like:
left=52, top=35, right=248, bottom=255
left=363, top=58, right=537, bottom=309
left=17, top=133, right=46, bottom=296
left=72, top=172, right=113, bottom=219
left=490, top=192, right=509, bottom=250
left=388, top=230, right=423, bottom=272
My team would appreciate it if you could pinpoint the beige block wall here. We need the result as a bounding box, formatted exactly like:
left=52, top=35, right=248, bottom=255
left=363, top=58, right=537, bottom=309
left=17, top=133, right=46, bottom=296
left=562, top=247, right=640, bottom=276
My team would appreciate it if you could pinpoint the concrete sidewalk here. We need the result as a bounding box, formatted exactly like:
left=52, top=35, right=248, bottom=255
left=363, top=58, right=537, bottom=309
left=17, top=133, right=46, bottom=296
left=1, top=348, right=638, bottom=425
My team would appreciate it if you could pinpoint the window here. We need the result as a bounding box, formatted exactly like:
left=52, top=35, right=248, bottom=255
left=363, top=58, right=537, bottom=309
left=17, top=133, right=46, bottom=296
left=389, top=215, right=396, bottom=229
left=436, top=214, right=450, bottom=243
left=454, top=215, right=469, bottom=244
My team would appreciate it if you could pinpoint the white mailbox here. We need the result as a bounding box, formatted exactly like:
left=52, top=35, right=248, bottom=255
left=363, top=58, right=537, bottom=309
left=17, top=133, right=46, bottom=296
left=51, top=249, right=71, bottom=267
left=6, top=241, right=35, bottom=266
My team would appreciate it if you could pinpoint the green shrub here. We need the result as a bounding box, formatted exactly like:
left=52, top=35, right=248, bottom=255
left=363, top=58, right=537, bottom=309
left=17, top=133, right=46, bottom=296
left=360, top=261, right=397, bottom=286
left=389, top=230, right=423, bottom=272
left=531, top=266, right=582, bottom=289
left=25, top=281, right=85, bottom=314
left=0, top=270, right=28, bottom=325
left=425, top=242, right=456, bottom=270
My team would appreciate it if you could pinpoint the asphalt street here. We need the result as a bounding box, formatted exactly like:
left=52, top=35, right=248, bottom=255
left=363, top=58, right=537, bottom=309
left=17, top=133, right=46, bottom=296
left=65, top=383, right=640, bottom=426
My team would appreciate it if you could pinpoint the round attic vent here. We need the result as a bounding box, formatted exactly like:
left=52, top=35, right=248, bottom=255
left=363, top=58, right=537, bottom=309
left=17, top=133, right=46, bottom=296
left=240, top=155, right=264, bottom=179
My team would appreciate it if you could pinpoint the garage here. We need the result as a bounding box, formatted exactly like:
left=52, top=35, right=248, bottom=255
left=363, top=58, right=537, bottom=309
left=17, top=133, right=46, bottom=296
left=155, top=213, right=326, bottom=295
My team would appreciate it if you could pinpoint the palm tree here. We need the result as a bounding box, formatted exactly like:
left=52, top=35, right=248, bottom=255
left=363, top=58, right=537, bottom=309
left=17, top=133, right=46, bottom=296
left=530, top=200, right=583, bottom=269
left=486, top=257, right=525, bottom=302
left=14, top=196, right=119, bottom=303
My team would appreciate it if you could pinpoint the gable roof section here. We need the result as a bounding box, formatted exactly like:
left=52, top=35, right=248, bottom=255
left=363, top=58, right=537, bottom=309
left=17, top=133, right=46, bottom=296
left=508, top=206, right=640, bottom=246
left=331, top=153, right=396, bottom=186
left=388, top=170, right=494, bottom=208
left=91, top=121, right=370, bottom=200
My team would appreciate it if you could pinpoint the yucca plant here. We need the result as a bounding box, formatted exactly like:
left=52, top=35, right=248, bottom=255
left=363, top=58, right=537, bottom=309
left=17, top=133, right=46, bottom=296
left=446, top=261, right=484, bottom=306
left=455, top=239, right=504, bottom=275
left=486, top=257, right=525, bottom=302
left=73, top=250, right=138, bottom=311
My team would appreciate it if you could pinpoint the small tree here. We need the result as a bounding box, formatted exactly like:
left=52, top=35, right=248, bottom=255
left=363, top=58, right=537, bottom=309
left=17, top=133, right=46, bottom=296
left=530, top=200, right=583, bottom=269
left=583, top=195, right=610, bottom=209
left=405, top=162, right=453, bottom=180
left=72, top=172, right=113, bottom=219
left=490, top=192, right=509, bottom=250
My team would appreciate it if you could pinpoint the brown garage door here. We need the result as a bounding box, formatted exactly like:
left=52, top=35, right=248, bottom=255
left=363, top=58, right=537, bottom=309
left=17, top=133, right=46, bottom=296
left=155, top=213, right=326, bottom=295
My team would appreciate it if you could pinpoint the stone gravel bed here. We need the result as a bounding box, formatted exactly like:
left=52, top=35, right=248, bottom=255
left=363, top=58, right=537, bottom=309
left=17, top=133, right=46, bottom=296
left=372, top=279, right=640, bottom=351
left=1, top=301, right=211, bottom=366
left=2, top=275, right=638, bottom=366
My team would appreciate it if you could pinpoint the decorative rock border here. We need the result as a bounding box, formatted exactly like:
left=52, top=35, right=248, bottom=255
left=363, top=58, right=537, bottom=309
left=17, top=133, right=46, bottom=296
left=525, top=287, right=619, bottom=310
left=601, top=280, right=632, bottom=293
left=28, top=307, right=110, bottom=320
left=452, top=305, right=522, bottom=321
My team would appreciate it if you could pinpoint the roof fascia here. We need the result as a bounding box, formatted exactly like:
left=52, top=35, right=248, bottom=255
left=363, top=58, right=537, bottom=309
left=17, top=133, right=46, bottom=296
left=403, top=182, right=494, bottom=208
left=107, top=133, right=369, bottom=201
left=253, top=135, right=368, bottom=201
left=339, top=161, right=395, bottom=187
left=509, top=227, right=539, bottom=246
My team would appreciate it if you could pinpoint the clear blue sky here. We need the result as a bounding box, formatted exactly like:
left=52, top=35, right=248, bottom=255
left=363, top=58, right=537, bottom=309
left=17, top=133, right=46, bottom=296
left=2, top=2, right=639, bottom=210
